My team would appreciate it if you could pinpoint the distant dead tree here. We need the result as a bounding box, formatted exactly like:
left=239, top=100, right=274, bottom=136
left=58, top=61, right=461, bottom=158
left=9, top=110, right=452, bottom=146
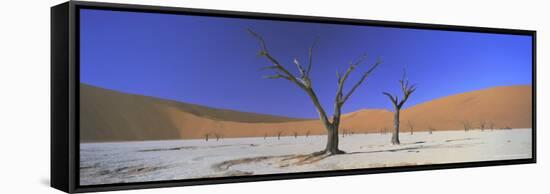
left=490, top=122, right=495, bottom=131
left=249, top=29, right=381, bottom=155
left=204, top=134, right=209, bottom=141
left=383, top=70, right=416, bottom=145
left=306, top=130, right=310, bottom=138
left=480, top=120, right=487, bottom=131
left=381, top=127, right=388, bottom=135
left=428, top=126, right=434, bottom=134
left=277, top=131, right=282, bottom=140
left=264, top=133, right=267, bottom=140
left=461, top=121, right=472, bottom=132
left=293, top=131, right=298, bottom=138
left=407, top=120, right=415, bottom=135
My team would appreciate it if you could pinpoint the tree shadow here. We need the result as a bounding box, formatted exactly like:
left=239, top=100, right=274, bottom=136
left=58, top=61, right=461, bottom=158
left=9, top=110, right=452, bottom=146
left=212, top=140, right=483, bottom=172
left=346, top=146, right=424, bottom=155
left=346, top=142, right=481, bottom=155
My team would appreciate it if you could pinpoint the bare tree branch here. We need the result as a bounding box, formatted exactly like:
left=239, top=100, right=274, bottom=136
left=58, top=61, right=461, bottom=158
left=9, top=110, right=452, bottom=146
left=382, top=92, right=397, bottom=105
left=385, top=69, right=416, bottom=109
left=306, top=37, right=318, bottom=76
left=341, top=59, right=381, bottom=103
left=248, top=29, right=330, bottom=127
left=248, top=29, right=306, bottom=88
left=338, top=53, right=369, bottom=89
left=247, top=28, right=269, bottom=53
left=293, top=58, right=306, bottom=78
left=263, top=74, right=291, bottom=80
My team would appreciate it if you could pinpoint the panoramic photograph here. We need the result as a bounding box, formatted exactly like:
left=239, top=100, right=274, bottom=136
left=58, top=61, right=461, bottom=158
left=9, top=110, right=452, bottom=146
left=78, top=9, right=533, bottom=185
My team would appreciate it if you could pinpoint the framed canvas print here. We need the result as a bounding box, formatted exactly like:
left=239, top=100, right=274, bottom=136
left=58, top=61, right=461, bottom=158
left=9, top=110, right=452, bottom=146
left=51, top=1, right=536, bottom=193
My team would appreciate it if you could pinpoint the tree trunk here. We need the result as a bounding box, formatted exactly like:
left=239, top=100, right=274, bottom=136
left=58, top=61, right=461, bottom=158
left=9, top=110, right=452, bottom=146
left=391, top=110, right=401, bottom=145
left=325, top=124, right=344, bottom=154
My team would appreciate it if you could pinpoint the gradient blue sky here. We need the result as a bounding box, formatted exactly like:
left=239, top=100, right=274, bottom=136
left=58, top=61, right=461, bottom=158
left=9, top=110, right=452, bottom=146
left=80, top=9, right=532, bottom=119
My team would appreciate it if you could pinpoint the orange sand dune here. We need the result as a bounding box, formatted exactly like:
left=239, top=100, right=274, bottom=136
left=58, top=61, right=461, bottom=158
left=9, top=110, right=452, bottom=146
left=80, top=84, right=532, bottom=142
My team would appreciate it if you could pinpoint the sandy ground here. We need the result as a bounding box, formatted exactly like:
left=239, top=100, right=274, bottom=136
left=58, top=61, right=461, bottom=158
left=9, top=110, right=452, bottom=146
left=80, top=128, right=532, bottom=185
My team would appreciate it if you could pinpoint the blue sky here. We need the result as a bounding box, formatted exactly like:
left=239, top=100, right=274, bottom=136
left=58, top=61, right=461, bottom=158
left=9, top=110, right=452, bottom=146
left=79, top=9, right=532, bottom=119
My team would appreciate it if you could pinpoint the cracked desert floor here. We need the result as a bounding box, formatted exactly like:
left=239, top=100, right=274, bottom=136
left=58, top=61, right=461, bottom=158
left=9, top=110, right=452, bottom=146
left=80, top=128, right=531, bottom=185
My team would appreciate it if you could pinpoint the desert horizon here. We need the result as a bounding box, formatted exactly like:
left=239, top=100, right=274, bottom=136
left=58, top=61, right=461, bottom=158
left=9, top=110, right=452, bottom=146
left=80, top=83, right=532, bottom=142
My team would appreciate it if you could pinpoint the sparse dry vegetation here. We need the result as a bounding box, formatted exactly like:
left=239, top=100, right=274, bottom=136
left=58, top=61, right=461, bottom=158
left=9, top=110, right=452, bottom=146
left=461, top=121, right=472, bottom=132
left=407, top=120, right=415, bottom=135
left=428, top=126, right=435, bottom=134
left=480, top=120, right=487, bottom=131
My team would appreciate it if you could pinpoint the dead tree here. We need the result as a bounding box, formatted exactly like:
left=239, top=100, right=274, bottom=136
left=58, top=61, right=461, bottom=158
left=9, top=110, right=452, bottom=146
left=214, top=133, right=220, bottom=141
left=428, top=126, right=434, bottom=134
left=249, top=29, right=381, bottom=155
left=204, top=134, right=209, bottom=142
left=382, top=70, right=416, bottom=145
left=381, top=127, right=388, bottom=135
left=480, top=120, right=486, bottom=131
left=277, top=131, right=282, bottom=140
left=264, top=133, right=267, bottom=140
left=293, top=131, right=298, bottom=138
left=407, top=120, right=415, bottom=135
left=306, top=130, right=310, bottom=138
left=461, top=121, right=472, bottom=132
left=490, top=122, right=495, bottom=131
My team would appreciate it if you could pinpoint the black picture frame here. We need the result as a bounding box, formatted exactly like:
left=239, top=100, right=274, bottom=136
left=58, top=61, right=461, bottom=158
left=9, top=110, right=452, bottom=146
left=51, top=1, right=537, bottom=193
